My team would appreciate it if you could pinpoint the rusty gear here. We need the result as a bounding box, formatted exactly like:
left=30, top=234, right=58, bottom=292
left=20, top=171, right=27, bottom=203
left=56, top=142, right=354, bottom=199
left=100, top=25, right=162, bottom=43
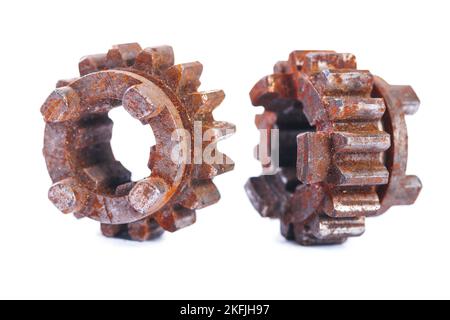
left=246, top=51, right=421, bottom=245
left=42, top=43, right=234, bottom=241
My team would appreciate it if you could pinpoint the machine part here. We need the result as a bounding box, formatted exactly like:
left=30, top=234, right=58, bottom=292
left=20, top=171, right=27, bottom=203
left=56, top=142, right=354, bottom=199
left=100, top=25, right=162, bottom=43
left=246, top=51, right=421, bottom=245
left=42, top=43, right=235, bottom=241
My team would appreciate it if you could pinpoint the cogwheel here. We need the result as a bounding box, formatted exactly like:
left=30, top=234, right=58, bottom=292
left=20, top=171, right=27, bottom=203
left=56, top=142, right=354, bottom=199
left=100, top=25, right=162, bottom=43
left=246, top=51, right=421, bottom=245
left=42, top=43, right=235, bottom=241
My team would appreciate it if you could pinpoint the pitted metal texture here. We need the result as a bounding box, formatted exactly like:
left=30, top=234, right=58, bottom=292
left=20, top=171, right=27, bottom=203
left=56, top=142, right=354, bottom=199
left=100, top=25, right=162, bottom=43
left=42, top=43, right=235, bottom=241
left=246, top=50, right=421, bottom=245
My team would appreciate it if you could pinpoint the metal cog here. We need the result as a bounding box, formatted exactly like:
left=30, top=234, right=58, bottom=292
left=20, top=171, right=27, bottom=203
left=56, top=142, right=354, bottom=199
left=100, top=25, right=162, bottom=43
left=246, top=51, right=421, bottom=245
left=42, top=43, right=235, bottom=241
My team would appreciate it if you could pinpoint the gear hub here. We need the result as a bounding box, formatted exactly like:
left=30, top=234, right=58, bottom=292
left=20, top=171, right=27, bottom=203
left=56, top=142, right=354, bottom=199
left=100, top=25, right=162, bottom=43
left=246, top=51, right=421, bottom=245
left=42, top=43, right=234, bottom=241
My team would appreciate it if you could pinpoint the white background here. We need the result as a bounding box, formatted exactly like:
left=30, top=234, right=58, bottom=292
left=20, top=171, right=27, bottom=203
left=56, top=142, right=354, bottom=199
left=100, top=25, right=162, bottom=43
left=0, top=0, right=448, bottom=300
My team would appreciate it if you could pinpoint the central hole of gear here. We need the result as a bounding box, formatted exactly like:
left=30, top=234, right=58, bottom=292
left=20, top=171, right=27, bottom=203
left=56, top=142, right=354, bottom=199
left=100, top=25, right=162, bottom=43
left=109, top=107, right=156, bottom=182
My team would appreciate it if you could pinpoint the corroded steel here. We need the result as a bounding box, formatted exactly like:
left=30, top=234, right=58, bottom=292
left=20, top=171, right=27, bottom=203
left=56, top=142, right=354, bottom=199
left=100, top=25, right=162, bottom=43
left=42, top=43, right=234, bottom=241
left=246, top=51, right=421, bottom=245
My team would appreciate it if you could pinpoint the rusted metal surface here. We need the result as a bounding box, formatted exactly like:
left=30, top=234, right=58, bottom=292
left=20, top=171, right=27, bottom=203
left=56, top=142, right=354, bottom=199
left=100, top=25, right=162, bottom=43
left=246, top=51, right=421, bottom=245
left=42, top=43, right=234, bottom=241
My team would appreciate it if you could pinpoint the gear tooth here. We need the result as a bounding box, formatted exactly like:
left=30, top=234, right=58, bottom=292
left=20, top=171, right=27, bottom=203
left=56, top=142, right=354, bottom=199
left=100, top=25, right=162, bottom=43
left=399, top=175, right=422, bottom=205
left=324, top=188, right=381, bottom=218
left=127, top=218, right=164, bottom=241
left=386, top=175, right=422, bottom=207
left=105, top=49, right=125, bottom=69
left=249, top=74, right=295, bottom=107
left=106, top=43, right=142, bottom=69
left=312, top=70, right=374, bottom=96
left=165, top=62, right=203, bottom=93
left=245, top=175, right=290, bottom=218
left=154, top=206, right=196, bottom=232
left=41, top=86, right=81, bottom=123
left=273, top=61, right=290, bottom=74
left=324, top=97, right=386, bottom=121
left=123, top=83, right=166, bottom=122
left=288, top=51, right=307, bottom=73
left=189, top=90, right=225, bottom=116
left=297, top=74, right=327, bottom=125
left=288, top=220, right=348, bottom=246
left=79, top=54, right=107, bottom=76
left=113, top=43, right=142, bottom=64
left=288, top=50, right=335, bottom=74
left=296, top=132, right=331, bottom=184
left=333, top=160, right=389, bottom=186
left=48, top=178, right=89, bottom=214
left=193, top=153, right=234, bottom=179
left=389, top=85, right=420, bottom=115
left=128, top=177, right=169, bottom=215
left=221, top=153, right=235, bottom=172
left=311, top=215, right=365, bottom=240
left=280, top=220, right=296, bottom=240
left=134, top=45, right=174, bottom=74
left=302, top=52, right=357, bottom=74
left=332, top=131, right=391, bottom=153
left=180, top=180, right=220, bottom=210
left=101, top=224, right=126, bottom=238
left=203, top=121, right=236, bottom=142
left=193, top=164, right=227, bottom=180
left=245, top=177, right=275, bottom=218
left=289, top=184, right=325, bottom=223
